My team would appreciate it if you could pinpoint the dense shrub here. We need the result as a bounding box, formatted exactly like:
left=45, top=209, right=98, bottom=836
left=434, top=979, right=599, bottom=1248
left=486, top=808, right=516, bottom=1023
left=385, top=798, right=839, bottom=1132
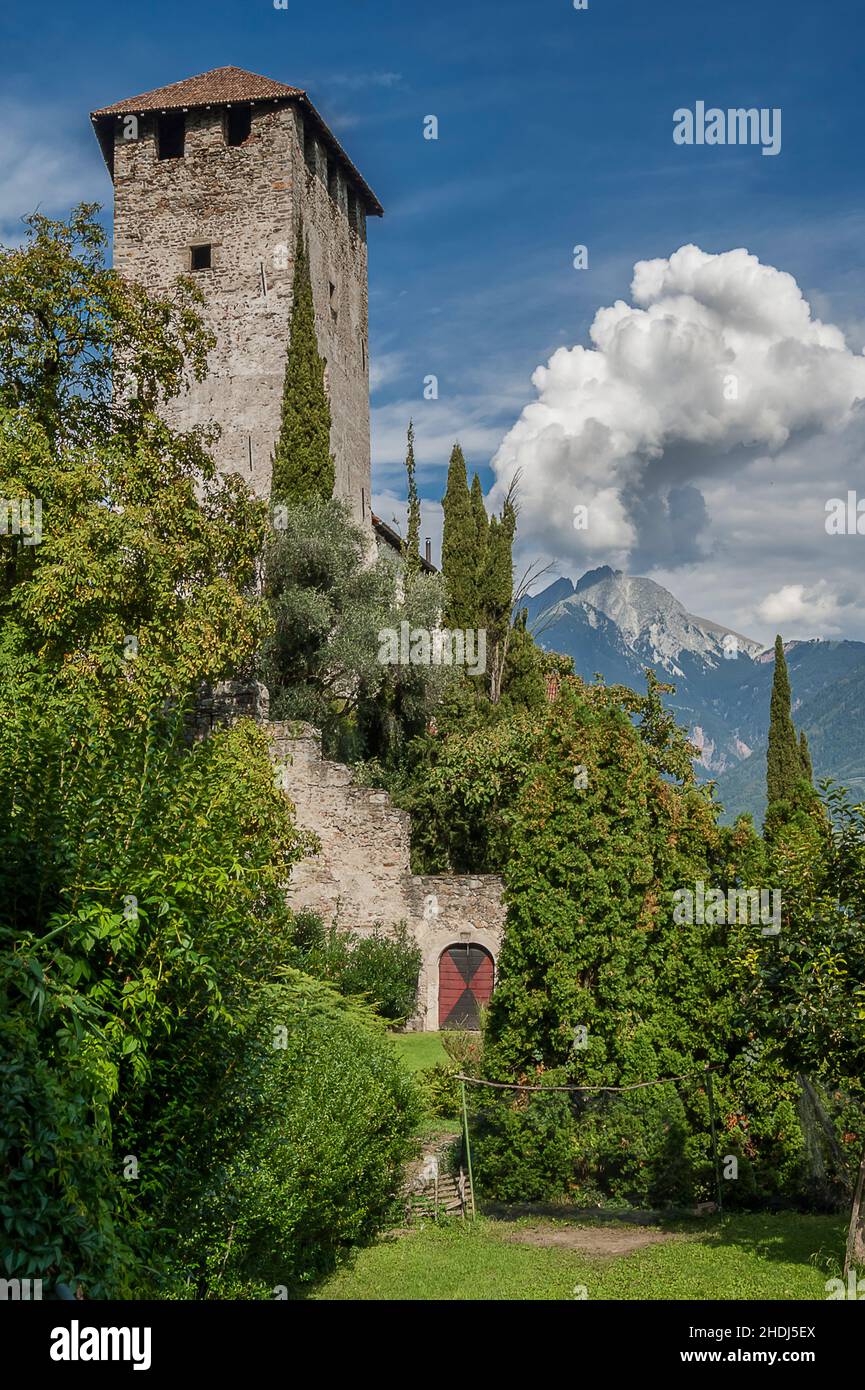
left=166, top=977, right=421, bottom=1298
left=289, top=913, right=421, bottom=1023
left=416, top=1064, right=463, bottom=1120
left=471, top=1091, right=579, bottom=1203
left=338, top=924, right=422, bottom=1021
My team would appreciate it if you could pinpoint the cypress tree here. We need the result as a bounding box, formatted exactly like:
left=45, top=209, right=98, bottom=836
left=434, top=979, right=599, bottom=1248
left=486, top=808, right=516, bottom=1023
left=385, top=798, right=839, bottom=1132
left=470, top=472, right=489, bottom=611
left=481, top=496, right=516, bottom=702
left=404, top=419, right=421, bottom=580
left=271, top=219, right=334, bottom=505
left=441, top=443, right=475, bottom=626
left=766, top=635, right=802, bottom=805
left=799, top=729, right=814, bottom=783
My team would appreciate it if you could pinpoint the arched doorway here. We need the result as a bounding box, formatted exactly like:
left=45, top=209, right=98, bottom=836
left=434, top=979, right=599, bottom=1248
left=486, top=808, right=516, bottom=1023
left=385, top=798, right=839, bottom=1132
left=438, top=944, right=494, bottom=1030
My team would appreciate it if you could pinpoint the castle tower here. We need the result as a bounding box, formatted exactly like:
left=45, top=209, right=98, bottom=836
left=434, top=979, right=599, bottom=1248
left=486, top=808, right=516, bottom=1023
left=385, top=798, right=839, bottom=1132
left=91, top=67, right=382, bottom=523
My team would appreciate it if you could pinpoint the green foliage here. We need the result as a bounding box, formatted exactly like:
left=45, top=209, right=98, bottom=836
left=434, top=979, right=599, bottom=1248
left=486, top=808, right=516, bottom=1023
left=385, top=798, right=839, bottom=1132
left=480, top=494, right=516, bottom=702
left=403, top=420, right=421, bottom=580
left=741, top=785, right=865, bottom=1082
left=441, top=1029, right=484, bottom=1074
left=441, top=443, right=475, bottom=627
left=0, top=673, right=304, bottom=1291
left=416, top=1064, right=463, bottom=1120
left=482, top=678, right=728, bottom=1085
left=166, top=978, right=421, bottom=1298
left=767, top=635, right=805, bottom=812
left=262, top=495, right=391, bottom=724
left=337, top=924, right=422, bottom=1022
left=469, top=472, right=488, bottom=598
left=0, top=206, right=418, bottom=1300
left=271, top=220, right=334, bottom=504
left=0, top=204, right=211, bottom=447
left=287, top=913, right=421, bottom=1023
left=800, top=729, right=814, bottom=782
left=0, top=986, right=135, bottom=1298
left=397, top=702, right=543, bottom=873
left=472, top=1091, right=578, bottom=1202
left=262, top=495, right=452, bottom=760
left=0, top=207, right=264, bottom=704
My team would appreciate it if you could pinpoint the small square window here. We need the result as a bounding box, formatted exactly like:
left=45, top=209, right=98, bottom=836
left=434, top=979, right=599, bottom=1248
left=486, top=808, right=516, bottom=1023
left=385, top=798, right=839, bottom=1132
left=225, top=106, right=252, bottom=147
left=190, top=244, right=212, bottom=272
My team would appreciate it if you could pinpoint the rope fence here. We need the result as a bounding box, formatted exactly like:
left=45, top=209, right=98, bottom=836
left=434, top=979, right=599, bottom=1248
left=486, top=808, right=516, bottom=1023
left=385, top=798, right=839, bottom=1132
left=455, top=1066, right=727, bottom=1218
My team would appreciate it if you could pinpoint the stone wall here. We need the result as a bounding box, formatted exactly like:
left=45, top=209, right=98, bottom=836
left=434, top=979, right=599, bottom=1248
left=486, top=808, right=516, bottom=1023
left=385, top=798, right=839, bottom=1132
left=111, top=101, right=372, bottom=523
left=267, top=721, right=506, bottom=1030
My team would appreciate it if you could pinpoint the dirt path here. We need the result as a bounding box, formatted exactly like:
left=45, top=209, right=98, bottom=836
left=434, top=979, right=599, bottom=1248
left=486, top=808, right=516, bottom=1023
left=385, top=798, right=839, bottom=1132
left=496, top=1223, right=679, bottom=1256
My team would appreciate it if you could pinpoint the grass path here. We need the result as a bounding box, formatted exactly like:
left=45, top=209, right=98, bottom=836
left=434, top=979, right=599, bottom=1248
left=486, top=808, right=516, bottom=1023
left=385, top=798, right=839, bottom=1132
left=388, top=1030, right=449, bottom=1072
left=368, top=1032, right=845, bottom=1300
left=315, top=1213, right=845, bottom=1301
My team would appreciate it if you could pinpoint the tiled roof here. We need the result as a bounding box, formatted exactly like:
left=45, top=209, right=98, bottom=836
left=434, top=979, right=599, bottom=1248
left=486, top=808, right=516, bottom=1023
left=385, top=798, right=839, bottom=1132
left=90, top=66, right=304, bottom=115
left=90, top=66, right=383, bottom=215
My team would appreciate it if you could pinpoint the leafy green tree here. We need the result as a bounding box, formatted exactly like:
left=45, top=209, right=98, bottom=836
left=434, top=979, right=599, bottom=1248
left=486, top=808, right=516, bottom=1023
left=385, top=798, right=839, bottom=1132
left=271, top=220, right=334, bottom=505
left=0, top=204, right=211, bottom=451
left=0, top=207, right=265, bottom=708
left=441, top=443, right=475, bottom=626
left=262, top=495, right=452, bottom=760
left=403, top=419, right=421, bottom=580
left=767, top=635, right=803, bottom=808
left=738, top=784, right=865, bottom=1229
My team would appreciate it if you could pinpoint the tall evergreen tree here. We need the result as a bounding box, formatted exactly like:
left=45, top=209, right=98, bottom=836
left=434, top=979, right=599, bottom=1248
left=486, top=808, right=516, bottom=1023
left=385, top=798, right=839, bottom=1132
left=799, top=729, right=814, bottom=783
left=270, top=220, right=334, bottom=505
left=469, top=472, right=489, bottom=611
left=403, top=419, right=421, bottom=580
left=441, top=443, right=475, bottom=626
left=482, top=493, right=516, bottom=702
left=766, top=635, right=802, bottom=805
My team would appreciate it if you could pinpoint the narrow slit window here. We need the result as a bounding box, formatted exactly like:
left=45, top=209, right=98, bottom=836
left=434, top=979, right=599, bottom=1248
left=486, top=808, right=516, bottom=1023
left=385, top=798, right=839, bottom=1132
left=225, top=106, right=252, bottom=147
left=347, top=189, right=358, bottom=233
left=157, top=112, right=185, bottom=160
left=190, top=244, right=212, bottom=272
left=328, top=159, right=339, bottom=202
left=304, top=125, right=317, bottom=175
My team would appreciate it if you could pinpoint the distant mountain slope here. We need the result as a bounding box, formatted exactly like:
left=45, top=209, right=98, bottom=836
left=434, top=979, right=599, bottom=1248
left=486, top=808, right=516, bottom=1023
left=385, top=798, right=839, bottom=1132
left=526, top=569, right=865, bottom=820
left=714, top=653, right=865, bottom=824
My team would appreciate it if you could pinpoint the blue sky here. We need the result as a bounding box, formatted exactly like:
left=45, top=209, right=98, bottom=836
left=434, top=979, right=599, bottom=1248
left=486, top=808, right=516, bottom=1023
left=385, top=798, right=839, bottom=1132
left=2, top=0, right=864, bottom=639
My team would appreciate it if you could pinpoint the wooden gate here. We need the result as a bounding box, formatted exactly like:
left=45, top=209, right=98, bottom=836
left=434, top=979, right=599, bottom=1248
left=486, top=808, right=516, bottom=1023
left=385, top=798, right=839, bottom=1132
left=438, top=944, right=494, bottom=1030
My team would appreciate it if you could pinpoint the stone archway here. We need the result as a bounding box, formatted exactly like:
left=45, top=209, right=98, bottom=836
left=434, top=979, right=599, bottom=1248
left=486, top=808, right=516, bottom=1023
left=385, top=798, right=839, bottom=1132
left=438, top=943, right=494, bottom=1030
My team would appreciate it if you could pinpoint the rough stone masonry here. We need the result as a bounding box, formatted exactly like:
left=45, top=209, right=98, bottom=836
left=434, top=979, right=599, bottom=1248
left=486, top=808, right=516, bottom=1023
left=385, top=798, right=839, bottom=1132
left=269, top=722, right=506, bottom=1032
left=91, top=65, right=379, bottom=523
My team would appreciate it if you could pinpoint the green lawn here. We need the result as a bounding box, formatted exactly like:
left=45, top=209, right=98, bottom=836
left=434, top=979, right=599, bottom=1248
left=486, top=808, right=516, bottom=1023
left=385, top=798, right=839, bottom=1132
left=388, top=1030, right=449, bottom=1072
left=314, top=1212, right=845, bottom=1301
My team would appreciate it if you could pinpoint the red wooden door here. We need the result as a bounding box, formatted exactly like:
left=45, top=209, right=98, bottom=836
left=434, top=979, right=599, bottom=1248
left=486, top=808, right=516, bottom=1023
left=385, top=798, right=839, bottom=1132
left=439, top=945, right=494, bottom=1030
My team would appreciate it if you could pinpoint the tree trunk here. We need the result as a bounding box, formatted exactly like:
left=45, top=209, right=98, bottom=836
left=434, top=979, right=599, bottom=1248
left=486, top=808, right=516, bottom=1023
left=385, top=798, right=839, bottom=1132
left=844, top=1145, right=865, bottom=1278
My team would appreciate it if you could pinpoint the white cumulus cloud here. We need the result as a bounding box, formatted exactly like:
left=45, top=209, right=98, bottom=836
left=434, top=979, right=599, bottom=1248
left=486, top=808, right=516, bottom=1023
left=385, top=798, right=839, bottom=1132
left=757, top=582, right=842, bottom=636
left=492, top=243, right=865, bottom=587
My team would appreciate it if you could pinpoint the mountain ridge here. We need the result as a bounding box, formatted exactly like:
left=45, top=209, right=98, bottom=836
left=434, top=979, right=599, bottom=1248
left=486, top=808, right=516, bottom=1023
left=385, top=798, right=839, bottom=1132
left=525, top=569, right=865, bottom=820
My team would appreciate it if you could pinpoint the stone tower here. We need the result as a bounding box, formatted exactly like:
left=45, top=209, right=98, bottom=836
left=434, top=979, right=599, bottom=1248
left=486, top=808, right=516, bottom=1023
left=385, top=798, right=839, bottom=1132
left=91, top=66, right=382, bottom=522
